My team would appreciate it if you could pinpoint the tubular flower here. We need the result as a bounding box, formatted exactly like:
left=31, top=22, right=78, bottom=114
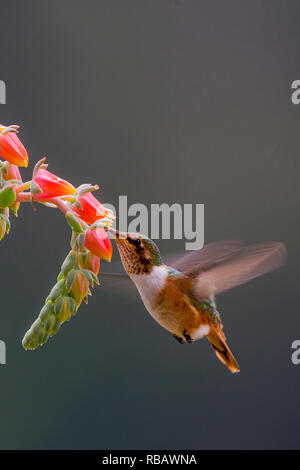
left=0, top=125, right=28, bottom=167
left=33, top=168, right=76, bottom=200
left=84, top=228, right=112, bottom=262
left=71, top=192, right=110, bottom=225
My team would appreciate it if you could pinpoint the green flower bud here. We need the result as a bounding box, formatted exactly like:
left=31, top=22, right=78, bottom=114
left=49, top=279, right=65, bottom=302
left=22, top=330, right=38, bottom=350
left=36, top=327, right=49, bottom=346
left=31, top=318, right=42, bottom=334
left=44, top=314, right=60, bottom=335
left=0, top=185, right=16, bottom=208
left=22, top=230, right=100, bottom=350
left=69, top=270, right=89, bottom=306
left=39, top=301, right=54, bottom=324
left=54, top=296, right=74, bottom=323
left=61, top=250, right=78, bottom=277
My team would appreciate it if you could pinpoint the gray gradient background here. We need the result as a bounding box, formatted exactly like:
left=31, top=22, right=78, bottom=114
left=0, top=0, right=299, bottom=449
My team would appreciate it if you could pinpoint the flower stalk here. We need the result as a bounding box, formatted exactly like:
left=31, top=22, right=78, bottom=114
left=22, top=232, right=101, bottom=350
left=0, top=122, right=115, bottom=350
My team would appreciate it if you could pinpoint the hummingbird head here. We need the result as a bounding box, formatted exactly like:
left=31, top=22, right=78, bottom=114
left=110, top=229, right=162, bottom=276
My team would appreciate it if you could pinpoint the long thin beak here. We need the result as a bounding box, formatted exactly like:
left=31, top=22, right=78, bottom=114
left=107, top=227, right=127, bottom=241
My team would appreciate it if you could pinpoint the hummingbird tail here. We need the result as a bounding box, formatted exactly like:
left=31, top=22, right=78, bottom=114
left=207, top=331, right=240, bottom=374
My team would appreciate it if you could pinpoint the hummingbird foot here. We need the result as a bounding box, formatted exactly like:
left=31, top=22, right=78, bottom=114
left=173, top=331, right=193, bottom=344
left=173, top=334, right=185, bottom=344
left=183, top=330, right=193, bottom=343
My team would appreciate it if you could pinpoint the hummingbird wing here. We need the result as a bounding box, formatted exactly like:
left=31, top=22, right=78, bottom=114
left=101, top=262, right=138, bottom=298
left=169, top=239, right=245, bottom=277
left=191, top=241, right=286, bottom=299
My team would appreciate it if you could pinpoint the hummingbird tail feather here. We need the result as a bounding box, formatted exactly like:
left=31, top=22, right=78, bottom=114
left=207, top=331, right=240, bottom=374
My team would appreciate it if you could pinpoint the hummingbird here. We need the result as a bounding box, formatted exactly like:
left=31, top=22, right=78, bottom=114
left=106, top=229, right=286, bottom=373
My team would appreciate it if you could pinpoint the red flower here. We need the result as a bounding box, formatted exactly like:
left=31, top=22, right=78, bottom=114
left=71, top=192, right=109, bottom=225
left=0, top=125, right=28, bottom=167
left=84, top=228, right=112, bottom=262
left=3, top=163, right=22, bottom=182
left=33, top=168, right=76, bottom=200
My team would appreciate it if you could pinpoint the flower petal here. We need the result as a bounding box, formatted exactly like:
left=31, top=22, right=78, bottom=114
left=84, top=228, right=112, bottom=262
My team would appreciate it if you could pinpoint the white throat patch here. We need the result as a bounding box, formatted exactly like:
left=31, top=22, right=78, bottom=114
left=131, top=265, right=168, bottom=307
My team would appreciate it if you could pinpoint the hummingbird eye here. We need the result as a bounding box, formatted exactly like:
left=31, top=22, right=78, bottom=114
left=132, top=238, right=141, bottom=247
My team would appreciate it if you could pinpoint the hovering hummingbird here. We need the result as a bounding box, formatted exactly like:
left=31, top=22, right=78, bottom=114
left=106, top=229, right=286, bottom=373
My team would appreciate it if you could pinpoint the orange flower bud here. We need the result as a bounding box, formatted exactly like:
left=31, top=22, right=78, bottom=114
left=33, top=168, right=76, bottom=200
left=0, top=125, right=28, bottom=167
left=71, top=192, right=110, bottom=225
left=84, top=228, right=112, bottom=262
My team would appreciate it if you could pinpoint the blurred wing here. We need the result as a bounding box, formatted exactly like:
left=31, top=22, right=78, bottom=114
left=100, top=262, right=138, bottom=299
left=169, top=239, right=245, bottom=277
left=192, top=241, right=286, bottom=299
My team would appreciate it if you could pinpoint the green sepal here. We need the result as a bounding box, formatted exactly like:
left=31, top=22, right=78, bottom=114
left=65, top=212, right=83, bottom=233
left=36, top=327, right=49, bottom=346
left=10, top=201, right=20, bottom=216
left=75, top=183, right=98, bottom=198
left=90, top=271, right=100, bottom=286
left=77, top=251, right=87, bottom=266
left=39, top=301, right=54, bottom=324
left=22, top=331, right=38, bottom=350
left=0, top=213, right=9, bottom=240
left=5, top=216, right=10, bottom=234
left=65, top=270, right=76, bottom=292
left=49, top=279, right=65, bottom=302
left=61, top=250, right=78, bottom=277
left=31, top=318, right=42, bottom=334
left=68, top=297, right=77, bottom=315
left=81, top=269, right=95, bottom=287
left=0, top=185, right=16, bottom=208
left=44, top=314, right=60, bottom=335
left=54, top=296, right=73, bottom=323
left=72, top=233, right=86, bottom=251
left=30, top=180, right=42, bottom=195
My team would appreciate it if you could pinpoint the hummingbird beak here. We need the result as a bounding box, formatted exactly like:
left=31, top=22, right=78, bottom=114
left=107, top=227, right=128, bottom=246
left=107, top=228, right=136, bottom=274
left=107, top=227, right=123, bottom=238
